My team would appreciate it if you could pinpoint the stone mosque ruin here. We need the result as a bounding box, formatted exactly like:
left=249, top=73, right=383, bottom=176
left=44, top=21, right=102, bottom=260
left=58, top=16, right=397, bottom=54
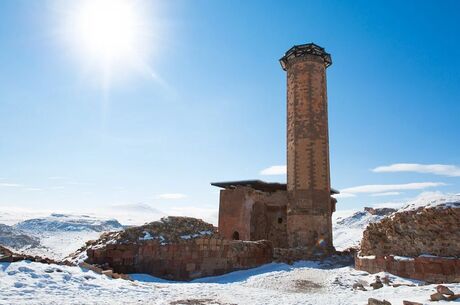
left=79, top=43, right=341, bottom=280
left=213, top=43, right=338, bottom=256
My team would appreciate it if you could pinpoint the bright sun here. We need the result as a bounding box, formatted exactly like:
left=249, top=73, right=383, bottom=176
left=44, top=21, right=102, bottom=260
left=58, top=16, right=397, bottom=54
left=62, top=0, right=154, bottom=82
left=73, top=0, right=145, bottom=63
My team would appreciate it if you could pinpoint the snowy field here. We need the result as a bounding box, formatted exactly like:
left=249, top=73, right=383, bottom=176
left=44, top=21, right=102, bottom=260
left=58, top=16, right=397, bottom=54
left=1, top=192, right=459, bottom=304
left=1, top=258, right=459, bottom=305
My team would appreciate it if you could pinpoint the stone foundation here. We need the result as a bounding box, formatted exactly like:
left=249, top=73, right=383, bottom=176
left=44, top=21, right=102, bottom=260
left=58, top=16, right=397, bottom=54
left=86, top=237, right=273, bottom=281
left=355, top=255, right=460, bottom=283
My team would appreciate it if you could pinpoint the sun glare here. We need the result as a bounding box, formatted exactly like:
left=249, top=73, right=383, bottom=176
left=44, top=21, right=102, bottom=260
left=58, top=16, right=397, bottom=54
left=61, top=0, right=156, bottom=85
left=74, top=0, right=141, bottom=62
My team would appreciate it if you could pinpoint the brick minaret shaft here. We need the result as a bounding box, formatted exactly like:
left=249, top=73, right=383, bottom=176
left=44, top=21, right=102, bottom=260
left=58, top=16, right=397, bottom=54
left=280, top=43, right=333, bottom=250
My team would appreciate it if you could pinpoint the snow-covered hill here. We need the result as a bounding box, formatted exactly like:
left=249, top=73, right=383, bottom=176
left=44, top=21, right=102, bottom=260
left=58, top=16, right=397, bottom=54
left=398, top=192, right=460, bottom=211
left=5, top=214, right=124, bottom=260
left=333, top=192, right=460, bottom=251
left=332, top=208, right=395, bottom=251
left=0, top=224, right=39, bottom=250
left=14, top=213, right=123, bottom=233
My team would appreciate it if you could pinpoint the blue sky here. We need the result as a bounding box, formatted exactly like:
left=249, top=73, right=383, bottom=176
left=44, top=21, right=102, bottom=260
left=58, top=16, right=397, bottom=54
left=0, top=0, right=459, bottom=214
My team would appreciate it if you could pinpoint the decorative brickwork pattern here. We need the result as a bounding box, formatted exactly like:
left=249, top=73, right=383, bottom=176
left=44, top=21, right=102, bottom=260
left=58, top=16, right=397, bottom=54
left=281, top=44, right=334, bottom=250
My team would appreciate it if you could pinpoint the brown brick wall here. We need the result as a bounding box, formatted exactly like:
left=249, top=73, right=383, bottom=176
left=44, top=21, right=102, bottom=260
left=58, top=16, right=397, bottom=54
left=218, top=186, right=288, bottom=248
left=355, top=255, right=460, bottom=283
left=86, top=237, right=273, bottom=281
left=284, top=52, right=333, bottom=250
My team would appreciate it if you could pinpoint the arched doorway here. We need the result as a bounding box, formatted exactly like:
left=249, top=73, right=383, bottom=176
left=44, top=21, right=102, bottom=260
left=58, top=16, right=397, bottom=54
left=232, top=231, right=240, bottom=240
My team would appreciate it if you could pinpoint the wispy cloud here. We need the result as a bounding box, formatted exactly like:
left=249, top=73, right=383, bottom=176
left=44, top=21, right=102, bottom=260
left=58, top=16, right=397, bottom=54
left=373, top=163, right=460, bottom=177
left=0, top=183, right=22, bottom=187
left=24, top=188, right=43, bottom=192
left=49, top=186, right=65, bottom=190
left=66, top=181, right=92, bottom=186
left=166, top=206, right=218, bottom=225
left=341, top=182, right=445, bottom=194
left=370, top=191, right=401, bottom=197
left=332, top=192, right=356, bottom=198
left=156, top=193, right=187, bottom=200
left=260, top=165, right=286, bottom=175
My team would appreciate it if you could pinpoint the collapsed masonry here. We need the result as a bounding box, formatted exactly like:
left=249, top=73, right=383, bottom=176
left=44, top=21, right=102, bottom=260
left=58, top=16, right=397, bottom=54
left=81, top=217, right=272, bottom=281
left=356, top=202, right=460, bottom=283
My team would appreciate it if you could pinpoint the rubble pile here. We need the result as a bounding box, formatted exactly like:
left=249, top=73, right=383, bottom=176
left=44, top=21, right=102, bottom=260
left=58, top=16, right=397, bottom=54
left=360, top=206, right=460, bottom=257
left=82, top=216, right=217, bottom=251
left=0, top=245, right=64, bottom=265
left=356, top=204, right=460, bottom=283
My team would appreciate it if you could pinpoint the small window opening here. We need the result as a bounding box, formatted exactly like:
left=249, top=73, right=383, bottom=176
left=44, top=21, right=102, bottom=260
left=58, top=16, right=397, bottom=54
left=232, top=231, right=240, bottom=240
left=278, top=217, right=283, bottom=224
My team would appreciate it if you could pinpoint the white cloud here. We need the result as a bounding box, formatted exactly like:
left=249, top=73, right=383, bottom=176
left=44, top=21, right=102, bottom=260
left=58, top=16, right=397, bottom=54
left=260, top=165, right=286, bottom=175
left=0, top=183, right=22, bottom=187
left=340, top=182, right=445, bottom=194
left=25, top=188, right=43, bottom=192
left=49, top=186, right=65, bottom=190
left=156, top=193, right=187, bottom=200
left=370, top=191, right=401, bottom=197
left=166, top=206, right=218, bottom=225
left=373, top=163, right=460, bottom=177
left=332, top=192, right=356, bottom=199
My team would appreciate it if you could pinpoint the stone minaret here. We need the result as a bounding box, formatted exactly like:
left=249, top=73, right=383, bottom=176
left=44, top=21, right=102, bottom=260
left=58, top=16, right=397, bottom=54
left=280, top=43, right=334, bottom=251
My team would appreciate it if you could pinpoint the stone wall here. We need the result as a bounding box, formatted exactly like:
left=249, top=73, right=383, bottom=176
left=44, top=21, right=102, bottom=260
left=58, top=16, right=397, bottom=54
left=355, top=255, right=460, bottom=283
left=218, top=186, right=288, bottom=248
left=360, top=207, right=460, bottom=257
left=86, top=237, right=273, bottom=281
left=356, top=206, right=460, bottom=283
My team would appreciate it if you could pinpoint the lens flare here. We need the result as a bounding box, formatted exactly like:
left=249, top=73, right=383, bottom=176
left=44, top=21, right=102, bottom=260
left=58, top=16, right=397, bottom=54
left=73, top=0, right=142, bottom=63
left=317, top=238, right=327, bottom=248
left=57, top=0, right=163, bottom=87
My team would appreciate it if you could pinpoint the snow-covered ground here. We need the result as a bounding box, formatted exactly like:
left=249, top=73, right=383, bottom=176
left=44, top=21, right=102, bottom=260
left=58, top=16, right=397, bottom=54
left=0, top=213, right=123, bottom=260
left=333, top=209, right=388, bottom=251
left=1, top=192, right=459, bottom=304
left=1, top=259, right=458, bottom=305
left=398, top=192, right=460, bottom=211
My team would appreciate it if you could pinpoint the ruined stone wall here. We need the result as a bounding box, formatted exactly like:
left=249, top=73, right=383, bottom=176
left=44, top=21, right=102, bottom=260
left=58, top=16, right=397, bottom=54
left=218, top=187, right=253, bottom=241
left=218, top=186, right=288, bottom=247
left=86, top=237, right=273, bottom=281
left=251, top=201, right=288, bottom=248
left=356, top=206, right=460, bottom=283
left=355, top=255, right=460, bottom=283
left=360, top=207, right=460, bottom=257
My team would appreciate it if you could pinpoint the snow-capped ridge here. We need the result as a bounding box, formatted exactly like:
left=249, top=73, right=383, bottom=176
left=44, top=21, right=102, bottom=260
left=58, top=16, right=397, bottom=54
left=398, top=192, right=460, bottom=212
left=0, top=224, right=39, bottom=250
left=333, top=207, right=395, bottom=251
left=14, top=214, right=123, bottom=233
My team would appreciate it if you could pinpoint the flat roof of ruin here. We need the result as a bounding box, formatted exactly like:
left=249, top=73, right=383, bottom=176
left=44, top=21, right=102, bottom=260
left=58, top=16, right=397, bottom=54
left=211, top=179, right=339, bottom=194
